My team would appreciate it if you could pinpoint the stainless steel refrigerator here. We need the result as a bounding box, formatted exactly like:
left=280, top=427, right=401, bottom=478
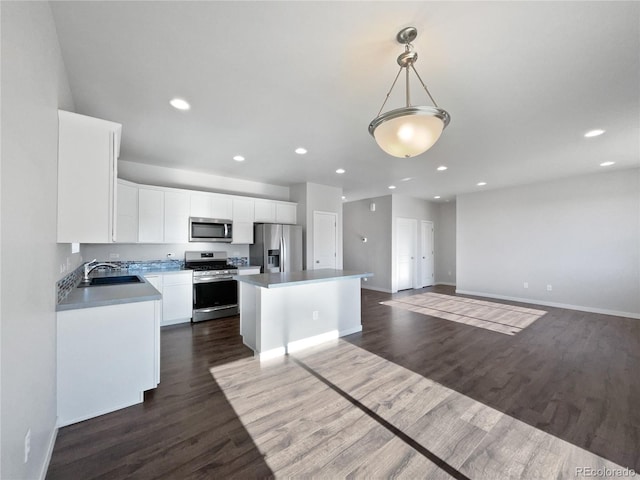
left=250, top=224, right=303, bottom=273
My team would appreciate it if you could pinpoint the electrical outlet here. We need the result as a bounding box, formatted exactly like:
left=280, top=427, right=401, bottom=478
left=24, top=428, right=31, bottom=463
left=524, top=282, right=529, bottom=289
left=109, top=253, right=120, bottom=260
left=547, top=284, right=553, bottom=291
left=312, top=311, right=319, bottom=320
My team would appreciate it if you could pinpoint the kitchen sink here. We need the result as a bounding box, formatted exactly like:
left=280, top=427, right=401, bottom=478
left=79, top=275, right=143, bottom=287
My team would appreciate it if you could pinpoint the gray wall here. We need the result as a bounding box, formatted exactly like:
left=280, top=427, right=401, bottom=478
left=343, top=196, right=393, bottom=292
left=434, top=202, right=456, bottom=285
left=1, top=3, right=79, bottom=478
left=290, top=183, right=343, bottom=270
left=457, top=168, right=640, bottom=317
left=391, top=195, right=439, bottom=292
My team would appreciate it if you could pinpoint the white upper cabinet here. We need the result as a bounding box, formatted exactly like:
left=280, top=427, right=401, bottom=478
left=233, top=198, right=255, bottom=223
left=116, top=180, right=138, bottom=243
left=138, top=187, right=164, bottom=243
left=211, top=195, right=233, bottom=220
left=190, top=192, right=233, bottom=220
left=254, top=200, right=277, bottom=223
left=189, top=193, right=212, bottom=218
left=231, top=198, right=255, bottom=244
left=276, top=203, right=297, bottom=224
left=57, top=110, right=121, bottom=243
left=164, top=191, right=190, bottom=243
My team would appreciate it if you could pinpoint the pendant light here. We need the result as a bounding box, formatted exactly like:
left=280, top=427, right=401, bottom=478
left=368, top=27, right=450, bottom=158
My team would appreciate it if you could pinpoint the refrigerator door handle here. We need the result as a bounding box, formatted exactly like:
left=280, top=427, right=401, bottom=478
left=280, top=235, right=285, bottom=272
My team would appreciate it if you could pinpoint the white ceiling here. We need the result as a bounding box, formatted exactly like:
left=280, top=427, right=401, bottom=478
left=50, top=1, right=640, bottom=202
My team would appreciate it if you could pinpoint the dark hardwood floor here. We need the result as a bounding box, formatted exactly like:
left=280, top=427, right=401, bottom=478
left=47, top=285, right=640, bottom=478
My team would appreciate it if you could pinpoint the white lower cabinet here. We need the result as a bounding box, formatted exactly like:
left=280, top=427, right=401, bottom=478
left=57, top=300, right=160, bottom=427
left=145, top=271, right=193, bottom=326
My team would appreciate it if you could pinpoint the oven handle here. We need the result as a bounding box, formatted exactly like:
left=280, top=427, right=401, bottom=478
left=195, top=305, right=238, bottom=313
left=193, top=275, right=235, bottom=283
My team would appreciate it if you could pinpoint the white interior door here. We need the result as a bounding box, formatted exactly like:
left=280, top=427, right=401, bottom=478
left=313, top=211, right=337, bottom=269
left=421, top=221, right=434, bottom=287
left=397, top=218, right=417, bottom=291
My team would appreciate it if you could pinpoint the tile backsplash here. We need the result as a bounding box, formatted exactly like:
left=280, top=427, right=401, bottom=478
left=56, top=257, right=250, bottom=304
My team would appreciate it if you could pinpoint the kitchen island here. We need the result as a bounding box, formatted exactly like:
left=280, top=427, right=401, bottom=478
left=235, top=269, right=373, bottom=358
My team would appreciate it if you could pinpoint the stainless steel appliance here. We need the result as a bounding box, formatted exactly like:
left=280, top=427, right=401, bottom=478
left=189, top=217, right=233, bottom=242
left=250, top=224, right=303, bottom=273
left=185, top=251, right=238, bottom=322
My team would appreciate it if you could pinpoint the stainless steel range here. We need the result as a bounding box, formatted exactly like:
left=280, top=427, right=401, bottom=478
left=185, top=251, right=239, bottom=322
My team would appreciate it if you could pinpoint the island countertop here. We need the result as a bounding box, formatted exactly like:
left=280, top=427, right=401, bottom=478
left=234, top=269, right=372, bottom=289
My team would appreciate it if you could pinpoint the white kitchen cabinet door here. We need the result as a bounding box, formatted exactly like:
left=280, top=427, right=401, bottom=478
left=254, top=200, right=276, bottom=223
left=138, top=188, right=165, bottom=243
left=211, top=195, right=233, bottom=220
left=57, top=110, right=121, bottom=243
left=116, top=180, right=138, bottom=243
left=164, top=191, right=190, bottom=243
left=232, top=222, right=254, bottom=244
left=276, top=203, right=297, bottom=224
left=162, top=283, right=193, bottom=325
left=190, top=193, right=212, bottom=218
left=161, top=272, right=192, bottom=325
left=233, top=198, right=255, bottom=222
left=57, top=301, right=157, bottom=426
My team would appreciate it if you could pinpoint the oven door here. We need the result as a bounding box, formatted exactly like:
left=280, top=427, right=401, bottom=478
left=192, top=277, right=238, bottom=322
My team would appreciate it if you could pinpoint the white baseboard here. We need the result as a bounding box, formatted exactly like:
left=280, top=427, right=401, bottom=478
left=361, top=285, right=392, bottom=293
left=39, top=422, right=58, bottom=480
left=57, top=392, right=144, bottom=428
left=161, top=317, right=191, bottom=327
left=339, top=325, right=363, bottom=337
left=455, top=289, right=640, bottom=320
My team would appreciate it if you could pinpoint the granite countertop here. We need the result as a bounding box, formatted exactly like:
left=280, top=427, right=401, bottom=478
left=234, top=269, right=373, bottom=289
left=57, top=272, right=162, bottom=312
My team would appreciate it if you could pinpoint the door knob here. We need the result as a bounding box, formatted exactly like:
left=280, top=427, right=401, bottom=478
left=316, top=260, right=320, bottom=263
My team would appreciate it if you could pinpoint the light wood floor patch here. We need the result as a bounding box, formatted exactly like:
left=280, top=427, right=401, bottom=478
left=383, top=292, right=546, bottom=335
left=211, top=339, right=630, bottom=479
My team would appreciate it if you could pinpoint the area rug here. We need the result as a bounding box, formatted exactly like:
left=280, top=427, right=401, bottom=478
left=381, top=292, right=546, bottom=335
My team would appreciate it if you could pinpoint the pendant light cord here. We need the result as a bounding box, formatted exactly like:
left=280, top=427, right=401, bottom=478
left=411, top=64, right=439, bottom=109
left=375, top=66, right=404, bottom=118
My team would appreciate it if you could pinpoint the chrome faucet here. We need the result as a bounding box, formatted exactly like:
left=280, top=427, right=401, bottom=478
left=82, top=259, right=119, bottom=282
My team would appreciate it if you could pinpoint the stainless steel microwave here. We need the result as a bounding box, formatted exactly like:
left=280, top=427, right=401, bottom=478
left=189, top=217, right=233, bottom=242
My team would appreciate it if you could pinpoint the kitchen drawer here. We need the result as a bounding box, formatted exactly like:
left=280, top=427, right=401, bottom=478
left=162, top=271, right=192, bottom=286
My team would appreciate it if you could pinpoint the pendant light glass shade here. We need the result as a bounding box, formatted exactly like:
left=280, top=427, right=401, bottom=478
left=369, top=27, right=450, bottom=158
left=369, top=106, right=449, bottom=158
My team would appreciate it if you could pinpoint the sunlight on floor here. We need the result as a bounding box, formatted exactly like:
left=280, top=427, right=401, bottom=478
left=210, top=340, right=630, bottom=479
left=382, top=292, right=547, bottom=335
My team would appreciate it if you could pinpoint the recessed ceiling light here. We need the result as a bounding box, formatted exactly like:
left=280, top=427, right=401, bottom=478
left=477, top=182, right=487, bottom=186
left=600, top=161, right=615, bottom=167
left=401, top=177, right=413, bottom=182
left=437, top=165, right=448, bottom=171
left=233, top=155, right=245, bottom=162
left=169, top=98, right=190, bottom=110
left=335, top=168, right=346, bottom=174
left=388, top=185, right=396, bottom=190
left=434, top=195, right=441, bottom=199
left=584, top=129, right=605, bottom=138
left=341, top=196, right=346, bottom=200
left=295, top=147, right=307, bottom=155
